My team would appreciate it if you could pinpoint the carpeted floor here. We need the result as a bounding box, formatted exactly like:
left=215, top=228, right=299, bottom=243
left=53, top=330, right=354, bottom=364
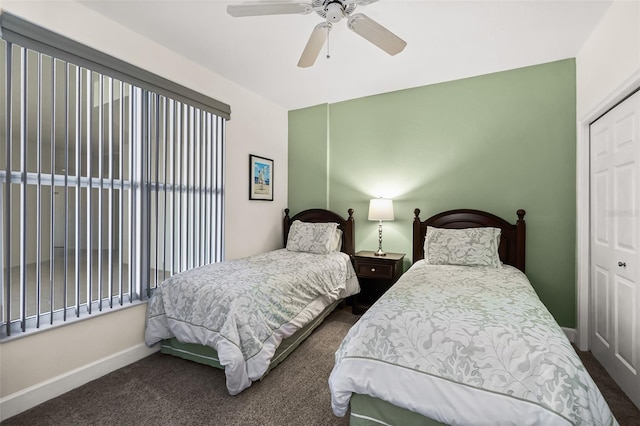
left=3, top=306, right=639, bottom=425
left=575, top=348, right=640, bottom=426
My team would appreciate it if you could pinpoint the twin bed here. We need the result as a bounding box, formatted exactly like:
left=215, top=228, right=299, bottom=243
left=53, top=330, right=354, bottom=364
left=145, top=206, right=617, bottom=425
left=145, top=208, right=359, bottom=395
left=329, top=208, right=617, bottom=425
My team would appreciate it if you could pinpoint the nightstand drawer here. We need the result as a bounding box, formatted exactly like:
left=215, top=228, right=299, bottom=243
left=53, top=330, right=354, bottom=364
left=355, top=261, right=393, bottom=279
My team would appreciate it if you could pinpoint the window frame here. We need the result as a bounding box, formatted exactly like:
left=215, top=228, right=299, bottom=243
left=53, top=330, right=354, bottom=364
left=0, top=12, right=228, bottom=339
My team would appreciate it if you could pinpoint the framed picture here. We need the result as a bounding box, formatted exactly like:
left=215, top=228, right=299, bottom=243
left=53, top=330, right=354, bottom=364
left=249, top=154, right=274, bottom=201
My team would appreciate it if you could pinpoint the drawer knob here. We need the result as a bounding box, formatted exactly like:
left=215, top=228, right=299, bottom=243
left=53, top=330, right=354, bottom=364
left=371, top=268, right=376, bottom=272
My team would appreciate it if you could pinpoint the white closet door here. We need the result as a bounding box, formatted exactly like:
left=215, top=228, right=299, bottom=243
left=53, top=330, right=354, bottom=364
left=590, top=90, right=640, bottom=409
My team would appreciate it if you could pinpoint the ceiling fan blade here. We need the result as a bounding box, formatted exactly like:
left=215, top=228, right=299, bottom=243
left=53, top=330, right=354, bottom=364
left=227, top=3, right=312, bottom=17
left=347, top=13, right=406, bottom=56
left=297, top=23, right=330, bottom=68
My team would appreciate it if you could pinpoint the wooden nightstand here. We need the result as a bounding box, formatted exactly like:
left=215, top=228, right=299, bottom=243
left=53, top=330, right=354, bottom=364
left=352, top=250, right=405, bottom=314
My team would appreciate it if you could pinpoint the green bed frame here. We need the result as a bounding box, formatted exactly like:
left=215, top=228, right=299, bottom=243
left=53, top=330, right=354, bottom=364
left=350, top=394, right=446, bottom=426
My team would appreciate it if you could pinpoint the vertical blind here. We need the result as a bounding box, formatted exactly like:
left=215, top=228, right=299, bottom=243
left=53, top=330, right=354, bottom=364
left=0, top=12, right=228, bottom=338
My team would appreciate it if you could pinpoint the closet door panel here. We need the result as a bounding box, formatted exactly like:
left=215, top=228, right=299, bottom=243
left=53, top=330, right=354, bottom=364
left=590, top=90, right=640, bottom=409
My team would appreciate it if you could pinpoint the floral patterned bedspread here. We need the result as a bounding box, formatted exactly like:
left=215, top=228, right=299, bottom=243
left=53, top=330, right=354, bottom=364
left=145, top=249, right=358, bottom=395
left=329, top=262, right=617, bottom=426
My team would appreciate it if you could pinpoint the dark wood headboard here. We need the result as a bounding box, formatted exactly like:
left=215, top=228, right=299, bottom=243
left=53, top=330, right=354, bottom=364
left=283, top=208, right=355, bottom=256
left=413, top=208, right=526, bottom=272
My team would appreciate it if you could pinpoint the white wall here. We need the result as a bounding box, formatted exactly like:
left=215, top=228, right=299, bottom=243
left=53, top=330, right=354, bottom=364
left=575, top=0, right=640, bottom=349
left=576, top=0, right=640, bottom=118
left=0, top=1, right=288, bottom=420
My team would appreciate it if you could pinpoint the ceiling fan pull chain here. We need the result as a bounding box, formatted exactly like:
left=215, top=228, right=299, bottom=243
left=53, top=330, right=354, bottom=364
left=326, top=25, right=331, bottom=59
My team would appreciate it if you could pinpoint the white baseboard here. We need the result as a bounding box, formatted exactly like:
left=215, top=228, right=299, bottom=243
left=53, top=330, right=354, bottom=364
left=563, top=327, right=578, bottom=344
left=0, top=343, right=160, bottom=422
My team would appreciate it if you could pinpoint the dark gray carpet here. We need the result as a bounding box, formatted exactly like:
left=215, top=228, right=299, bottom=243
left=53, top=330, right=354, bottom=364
left=4, top=307, right=639, bottom=425
left=575, top=348, right=640, bottom=426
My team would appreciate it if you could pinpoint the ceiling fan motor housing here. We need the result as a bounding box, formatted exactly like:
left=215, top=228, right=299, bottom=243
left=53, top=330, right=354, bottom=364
left=313, top=0, right=357, bottom=23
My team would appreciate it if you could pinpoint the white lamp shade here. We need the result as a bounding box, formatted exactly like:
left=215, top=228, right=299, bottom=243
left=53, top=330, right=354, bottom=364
left=368, top=198, right=394, bottom=221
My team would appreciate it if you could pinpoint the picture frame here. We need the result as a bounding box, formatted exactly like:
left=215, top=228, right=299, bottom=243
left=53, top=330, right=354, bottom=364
left=249, top=154, right=274, bottom=201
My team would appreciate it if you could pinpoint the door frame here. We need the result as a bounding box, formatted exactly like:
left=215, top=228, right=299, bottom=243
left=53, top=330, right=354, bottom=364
left=576, top=70, right=640, bottom=351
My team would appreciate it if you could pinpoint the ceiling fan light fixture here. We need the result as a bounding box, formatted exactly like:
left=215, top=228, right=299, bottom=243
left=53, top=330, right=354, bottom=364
left=325, top=2, right=343, bottom=23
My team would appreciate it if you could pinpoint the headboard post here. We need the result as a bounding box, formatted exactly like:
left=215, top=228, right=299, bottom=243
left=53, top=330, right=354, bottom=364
left=283, top=208, right=291, bottom=247
left=344, top=208, right=355, bottom=255
left=515, top=209, right=526, bottom=272
left=413, top=208, right=424, bottom=263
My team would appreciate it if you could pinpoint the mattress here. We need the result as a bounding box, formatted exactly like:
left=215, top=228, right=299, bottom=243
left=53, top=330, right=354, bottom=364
left=146, top=248, right=358, bottom=395
left=329, top=261, right=617, bottom=425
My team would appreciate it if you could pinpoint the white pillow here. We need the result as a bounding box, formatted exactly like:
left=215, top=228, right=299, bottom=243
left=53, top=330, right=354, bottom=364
left=331, top=229, right=343, bottom=252
left=424, top=226, right=502, bottom=267
left=286, top=220, right=339, bottom=254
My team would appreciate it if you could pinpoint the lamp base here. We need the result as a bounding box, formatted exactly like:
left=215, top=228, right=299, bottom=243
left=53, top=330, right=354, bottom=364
left=375, top=221, right=387, bottom=256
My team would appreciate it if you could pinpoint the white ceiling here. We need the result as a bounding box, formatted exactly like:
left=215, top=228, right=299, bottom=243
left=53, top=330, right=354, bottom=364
left=79, top=0, right=613, bottom=111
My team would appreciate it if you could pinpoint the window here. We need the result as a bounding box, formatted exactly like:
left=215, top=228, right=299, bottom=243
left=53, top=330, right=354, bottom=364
left=0, top=13, right=229, bottom=338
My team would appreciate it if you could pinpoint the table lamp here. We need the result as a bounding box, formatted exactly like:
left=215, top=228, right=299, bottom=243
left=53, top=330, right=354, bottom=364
left=368, top=198, right=394, bottom=256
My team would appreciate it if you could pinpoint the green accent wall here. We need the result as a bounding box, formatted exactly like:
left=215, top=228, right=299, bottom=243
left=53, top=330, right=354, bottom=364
left=288, top=59, right=577, bottom=327
left=288, top=104, right=329, bottom=214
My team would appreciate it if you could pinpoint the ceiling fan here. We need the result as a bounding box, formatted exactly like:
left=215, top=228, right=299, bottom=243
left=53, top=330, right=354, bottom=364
left=227, top=0, right=407, bottom=68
